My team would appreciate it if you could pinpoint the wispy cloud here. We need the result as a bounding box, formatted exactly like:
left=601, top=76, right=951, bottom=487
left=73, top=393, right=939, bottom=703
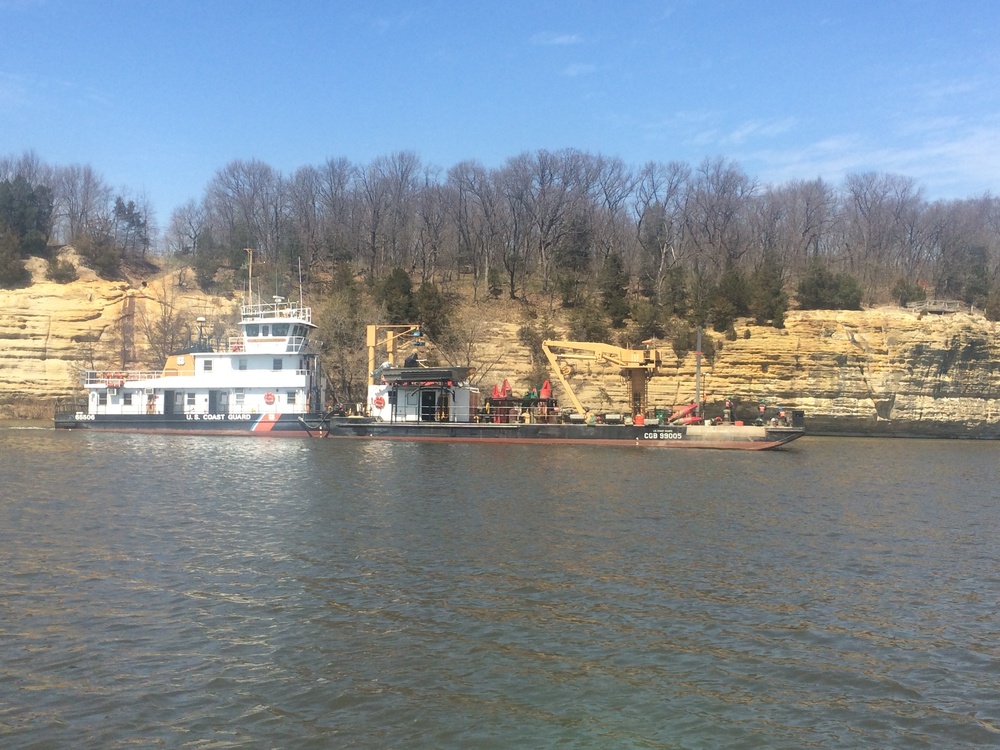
left=531, top=32, right=583, bottom=46
left=720, top=118, right=797, bottom=145
left=737, top=118, right=1000, bottom=198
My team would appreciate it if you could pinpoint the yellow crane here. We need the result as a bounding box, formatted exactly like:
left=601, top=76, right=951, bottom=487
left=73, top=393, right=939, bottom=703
left=366, top=324, right=423, bottom=385
left=541, top=340, right=662, bottom=417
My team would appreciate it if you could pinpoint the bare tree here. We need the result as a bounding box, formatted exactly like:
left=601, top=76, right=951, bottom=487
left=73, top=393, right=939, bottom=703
left=634, top=160, right=690, bottom=304
left=840, top=172, right=924, bottom=298
left=205, top=159, right=286, bottom=261
left=52, top=163, right=113, bottom=245
left=137, top=283, right=191, bottom=368
left=166, top=199, right=207, bottom=256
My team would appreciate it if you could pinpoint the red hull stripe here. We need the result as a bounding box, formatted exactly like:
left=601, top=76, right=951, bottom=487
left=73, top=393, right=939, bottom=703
left=251, top=413, right=280, bottom=432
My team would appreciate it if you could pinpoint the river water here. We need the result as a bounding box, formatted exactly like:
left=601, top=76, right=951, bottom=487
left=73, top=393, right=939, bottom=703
left=1, top=426, right=999, bottom=749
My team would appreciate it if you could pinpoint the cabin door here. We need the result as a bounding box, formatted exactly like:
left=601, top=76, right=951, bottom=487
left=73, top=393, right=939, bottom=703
left=420, top=390, right=436, bottom=422
left=163, top=390, right=176, bottom=415
left=208, top=390, right=226, bottom=412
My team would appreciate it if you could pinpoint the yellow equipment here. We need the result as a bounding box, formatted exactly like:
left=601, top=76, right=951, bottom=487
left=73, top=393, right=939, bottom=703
left=541, top=340, right=662, bottom=416
left=366, top=324, right=422, bottom=386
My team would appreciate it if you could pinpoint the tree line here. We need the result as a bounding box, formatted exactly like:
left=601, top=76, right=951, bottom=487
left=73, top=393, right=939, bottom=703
left=4, top=147, right=1000, bottom=337
left=0, top=150, right=153, bottom=285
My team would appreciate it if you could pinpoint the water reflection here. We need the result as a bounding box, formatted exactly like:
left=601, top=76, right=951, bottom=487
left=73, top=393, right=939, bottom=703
left=1, top=432, right=999, bottom=747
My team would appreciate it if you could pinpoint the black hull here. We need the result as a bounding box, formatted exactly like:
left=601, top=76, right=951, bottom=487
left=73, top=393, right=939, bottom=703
left=53, top=411, right=329, bottom=436
left=323, top=420, right=802, bottom=450
left=54, top=411, right=803, bottom=450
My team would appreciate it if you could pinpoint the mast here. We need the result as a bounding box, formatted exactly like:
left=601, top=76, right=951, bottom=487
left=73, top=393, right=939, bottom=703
left=298, top=257, right=304, bottom=310
left=245, top=247, right=254, bottom=305
left=695, top=326, right=702, bottom=418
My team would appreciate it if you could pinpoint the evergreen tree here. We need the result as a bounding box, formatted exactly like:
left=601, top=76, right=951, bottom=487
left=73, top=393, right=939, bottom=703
left=0, top=227, right=30, bottom=288
left=748, top=251, right=788, bottom=327
left=797, top=263, right=862, bottom=310
left=598, top=252, right=630, bottom=327
left=708, top=266, right=750, bottom=332
left=568, top=300, right=611, bottom=342
left=413, top=281, right=452, bottom=342
left=0, top=176, right=53, bottom=251
left=375, top=267, right=415, bottom=324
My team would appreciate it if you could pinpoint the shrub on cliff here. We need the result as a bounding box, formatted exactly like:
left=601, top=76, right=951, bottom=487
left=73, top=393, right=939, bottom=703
left=0, top=227, right=30, bottom=288
left=45, top=257, right=78, bottom=283
left=75, top=233, right=121, bottom=279
left=796, top=263, right=862, bottom=310
left=892, top=278, right=927, bottom=306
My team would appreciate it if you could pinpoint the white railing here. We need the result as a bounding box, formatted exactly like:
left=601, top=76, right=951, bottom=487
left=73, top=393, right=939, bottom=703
left=85, top=370, right=162, bottom=385
left=85, top=368, right=314, bottom=385
left=241, top=302, right=312, bottom=324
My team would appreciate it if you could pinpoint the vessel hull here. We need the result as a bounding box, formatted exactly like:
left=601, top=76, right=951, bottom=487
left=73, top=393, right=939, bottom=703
left=54, top=412, right=803, bottom=449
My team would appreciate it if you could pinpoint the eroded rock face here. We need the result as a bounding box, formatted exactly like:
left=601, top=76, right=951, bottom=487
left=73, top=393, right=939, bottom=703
left=0, top=257, right=235, bottom=415
left=3, top=262, right=999, bottom=436
left=1, top=276, right=130, bottom=405
left=471, top=308, right=1000, bottom=437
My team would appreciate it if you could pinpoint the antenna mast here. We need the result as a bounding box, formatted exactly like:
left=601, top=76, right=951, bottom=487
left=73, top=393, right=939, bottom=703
left=245, top=248, right=254, bottom=304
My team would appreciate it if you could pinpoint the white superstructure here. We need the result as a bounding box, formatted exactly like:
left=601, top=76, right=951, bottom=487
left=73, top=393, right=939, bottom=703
left=81, top=299, right=325, bottom=419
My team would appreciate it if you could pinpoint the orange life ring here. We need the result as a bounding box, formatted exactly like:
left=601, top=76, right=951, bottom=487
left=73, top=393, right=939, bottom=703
left=264, top=392, right=275, bottom=405
left=373, top=395, right=386, bottom=409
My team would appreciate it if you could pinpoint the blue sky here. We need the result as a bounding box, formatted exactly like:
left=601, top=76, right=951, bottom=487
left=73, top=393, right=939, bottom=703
left=3, top=0, right=999, bottom=228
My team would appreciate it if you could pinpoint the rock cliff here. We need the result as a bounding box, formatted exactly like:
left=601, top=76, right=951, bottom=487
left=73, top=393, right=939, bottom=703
left=467, top=307, right=1000, bottom=438
left=3, top=255, right=999, bottom=436
left=0, top=252, right=235, bottom=417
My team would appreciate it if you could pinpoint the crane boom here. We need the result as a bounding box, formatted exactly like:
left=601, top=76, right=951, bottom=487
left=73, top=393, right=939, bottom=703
left=541, top=339, right=662, bottom=416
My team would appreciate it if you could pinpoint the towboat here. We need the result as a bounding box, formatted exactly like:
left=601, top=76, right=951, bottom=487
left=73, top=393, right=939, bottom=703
left=54, top=296, right=329, bottom=436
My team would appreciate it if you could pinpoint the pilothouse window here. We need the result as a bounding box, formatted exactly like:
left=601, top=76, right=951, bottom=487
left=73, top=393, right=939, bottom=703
left=246, top=324, right=259, bottom=336
left=273, top=323, right=289, bottom=336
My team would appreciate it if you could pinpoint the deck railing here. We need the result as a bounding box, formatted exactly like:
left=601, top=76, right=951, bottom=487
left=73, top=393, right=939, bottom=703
left=241, top=302, right=312, bottom=324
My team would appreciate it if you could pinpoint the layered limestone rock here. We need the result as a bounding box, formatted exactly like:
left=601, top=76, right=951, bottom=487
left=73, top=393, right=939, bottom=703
left=470, top=307, right=1000, bottom=437
left=0, top=252, right=235, bottom=416
left=3, top=256, right=1000, bottom=436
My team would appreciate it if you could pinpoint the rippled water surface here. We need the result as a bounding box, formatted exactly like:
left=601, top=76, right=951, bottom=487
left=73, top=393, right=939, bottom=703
left=2, top=427, right=1000, bottom=748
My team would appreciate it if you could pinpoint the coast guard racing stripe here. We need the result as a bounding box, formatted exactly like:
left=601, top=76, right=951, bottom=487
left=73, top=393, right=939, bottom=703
left=251, top=413, right=280, bottom=432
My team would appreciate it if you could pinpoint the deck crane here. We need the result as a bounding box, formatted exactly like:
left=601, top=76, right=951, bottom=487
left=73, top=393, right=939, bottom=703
left=367, top=324, right=423, bottom=385
left=541, top=340, right=662, bottom=417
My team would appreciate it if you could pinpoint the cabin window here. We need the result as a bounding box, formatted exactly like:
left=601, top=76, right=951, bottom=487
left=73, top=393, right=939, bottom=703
left=273, top=323, right=289, bottom=336
left=186, top=393, right=196, bottom=408
left=246, top=324, right=259, bottom=336
left=235, top=389, right=245, bottom=406
left=273, top=358, right=283, bottom=371
left=262, top=325, right=269, bottom=336
left=98, top=391, right=107, bottom=406
left=238, top=358, right=247, bottom=371
left=286, top=391, right=296, bottom=405
left=204, top=359, right=213, bottom=372
left=123, top=392, right=133, bottom=406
